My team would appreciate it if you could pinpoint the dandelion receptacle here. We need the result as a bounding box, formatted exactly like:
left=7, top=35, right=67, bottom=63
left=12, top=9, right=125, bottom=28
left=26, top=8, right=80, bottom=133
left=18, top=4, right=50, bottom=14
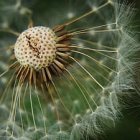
left=0, top=0, right=138, bottom=139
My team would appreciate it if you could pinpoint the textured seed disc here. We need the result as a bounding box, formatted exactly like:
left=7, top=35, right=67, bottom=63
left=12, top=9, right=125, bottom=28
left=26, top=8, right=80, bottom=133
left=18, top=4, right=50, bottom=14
left=14, top=26, right=57, bottom=70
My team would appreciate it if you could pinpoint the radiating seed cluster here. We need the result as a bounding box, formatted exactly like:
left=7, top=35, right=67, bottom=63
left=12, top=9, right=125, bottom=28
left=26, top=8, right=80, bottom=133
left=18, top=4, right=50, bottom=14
left=14, top=26, right=57, bottom=70
left=0, top=0, right=138, bottom=140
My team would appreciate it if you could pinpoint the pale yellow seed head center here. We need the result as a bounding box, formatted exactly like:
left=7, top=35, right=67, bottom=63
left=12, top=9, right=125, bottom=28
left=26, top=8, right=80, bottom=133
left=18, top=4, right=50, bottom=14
left=14, top=26, right=57, bottom=70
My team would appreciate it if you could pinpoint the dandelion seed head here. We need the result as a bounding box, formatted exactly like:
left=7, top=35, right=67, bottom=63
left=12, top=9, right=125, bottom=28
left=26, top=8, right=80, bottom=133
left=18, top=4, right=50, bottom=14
left=14, top=26, right=57, bottom=70
left=0, top=0, right=138, bottom=139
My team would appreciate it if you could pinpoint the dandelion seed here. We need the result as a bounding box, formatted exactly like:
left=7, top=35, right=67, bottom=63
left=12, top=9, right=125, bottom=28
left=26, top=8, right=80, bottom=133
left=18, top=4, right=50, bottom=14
left=0, top=0, right=138, bottom=140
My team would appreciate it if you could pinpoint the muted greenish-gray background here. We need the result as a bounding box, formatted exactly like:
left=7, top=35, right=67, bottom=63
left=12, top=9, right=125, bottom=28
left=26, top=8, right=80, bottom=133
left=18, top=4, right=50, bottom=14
left=0, top=0, right=139, bottom=139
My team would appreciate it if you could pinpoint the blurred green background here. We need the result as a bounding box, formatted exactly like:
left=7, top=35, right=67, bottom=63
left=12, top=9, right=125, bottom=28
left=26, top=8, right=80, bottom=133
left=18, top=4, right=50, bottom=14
left=0, top=0, right=139, bottom=139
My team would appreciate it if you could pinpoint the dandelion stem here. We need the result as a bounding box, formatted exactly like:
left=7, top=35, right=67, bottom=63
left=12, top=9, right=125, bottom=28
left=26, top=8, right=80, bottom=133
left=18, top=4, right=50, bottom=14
left=69, top=65, right=98, bottom=107
left=0, top=28, right=20, bottom=36
left=51, top=80, right=75, bottom=121
left=70, top=46, right=117, bottom=53
left=69, top=28, right=121, bottom=36
left=64, top=2, right=109, bottom=26
left=29, top=84, right=37, bottom=130
left=68, top=22, right=117, bottom=34
left=47, top=83, right=60, bottom=125
left=72, top=38, right=116, bottom=50
left=64, top=68, right=93, bottom=112
left=35, top=89, right=47, bottom=134
left=0, top=70, right=16, bottom=104
left=69, top=56, right=104, bottom=89
left=0, top=61, right=18, bottom=78
left=22, top=83, right=30, bottom=127
left=71, top=50, right=117, bottom=73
